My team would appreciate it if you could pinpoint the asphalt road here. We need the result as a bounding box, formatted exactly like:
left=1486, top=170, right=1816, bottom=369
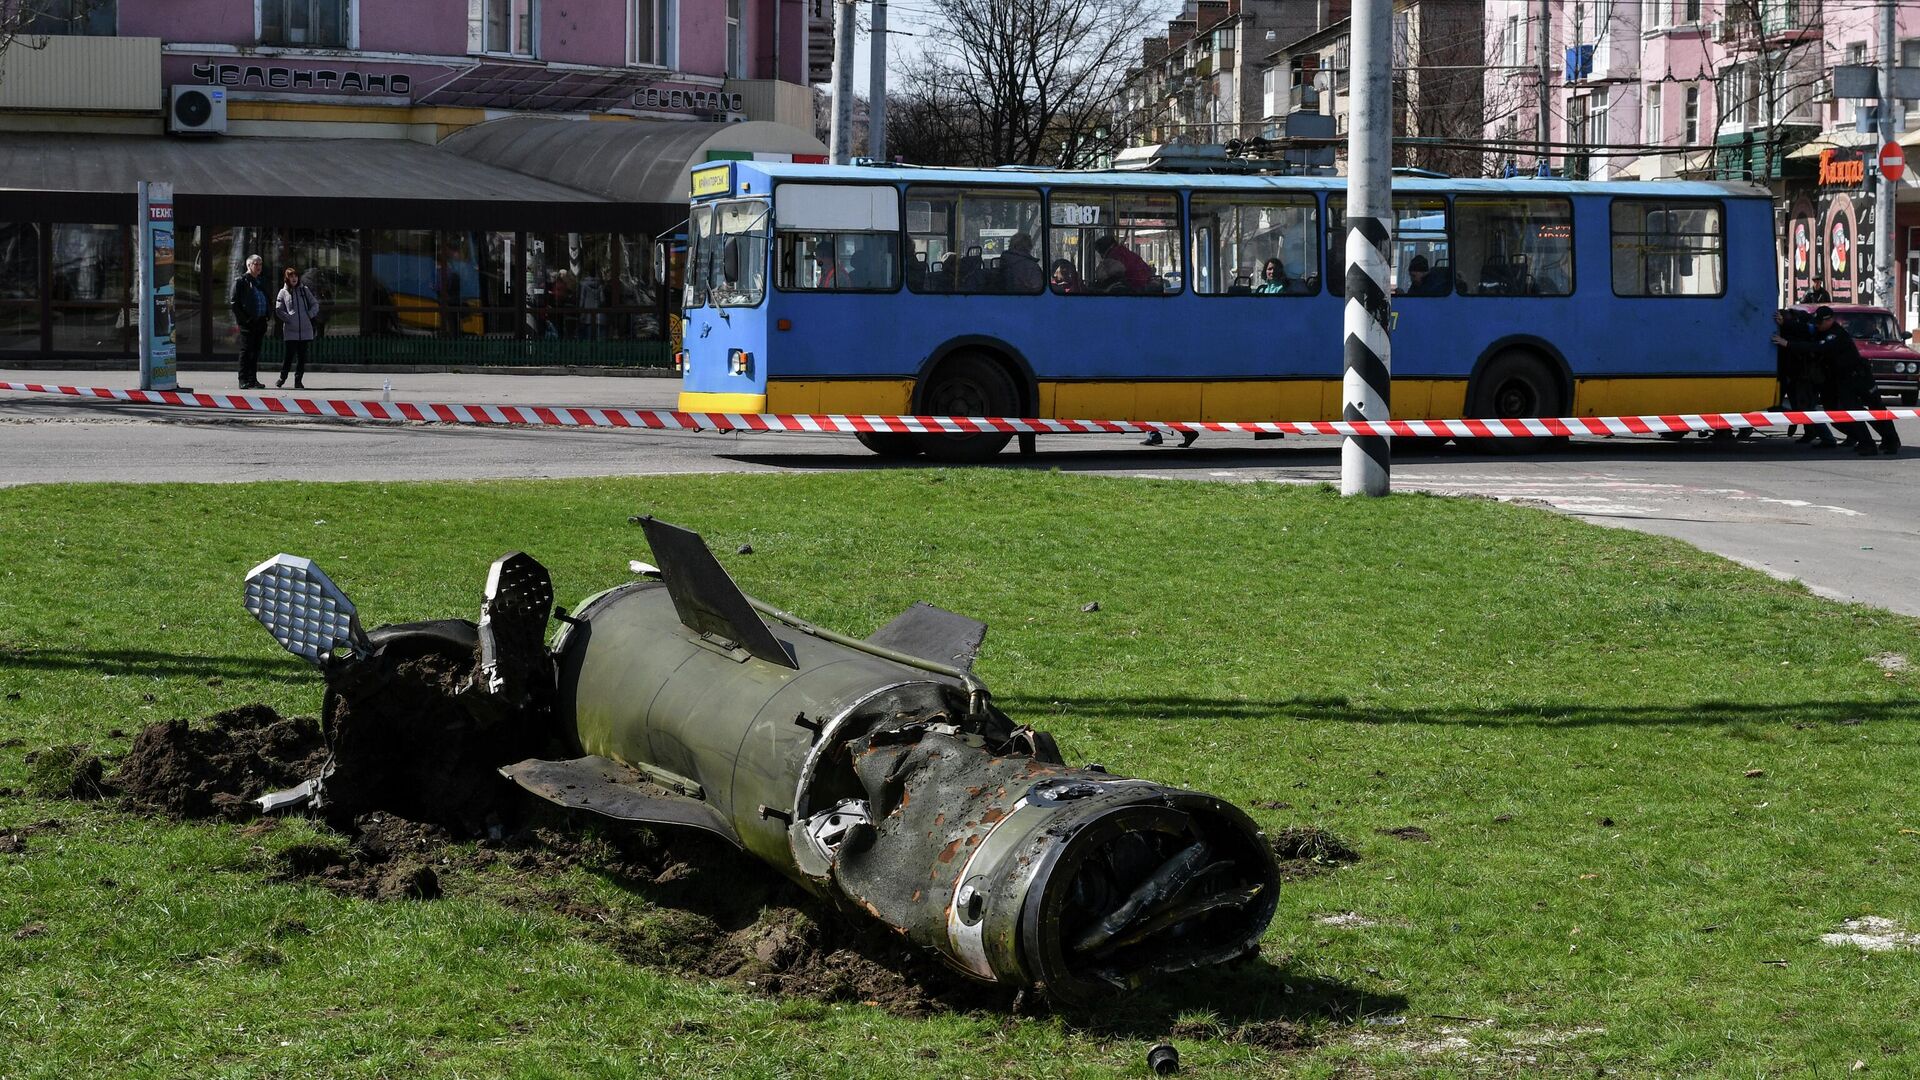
left=5, top=367, right=1919, bottom=616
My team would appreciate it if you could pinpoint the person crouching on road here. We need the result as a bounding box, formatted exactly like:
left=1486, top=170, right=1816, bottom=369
left=275, top=267, right=321, bottom=390
left=228, top=254, right=271, bottom=389
left=1773, top=306, right=1900, bottom=456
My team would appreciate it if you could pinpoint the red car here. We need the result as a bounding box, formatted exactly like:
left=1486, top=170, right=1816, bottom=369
left=1794, top=304, right=1920, bottom=405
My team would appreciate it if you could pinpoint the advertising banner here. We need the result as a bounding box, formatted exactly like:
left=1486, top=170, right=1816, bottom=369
left=137, top=180, right=177, bottom=391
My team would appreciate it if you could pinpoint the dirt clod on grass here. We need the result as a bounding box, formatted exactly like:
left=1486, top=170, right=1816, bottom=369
left=112, top=705, right=327, bottom=819
left=1378, top=825, right=1433, bottom=843
left=23, top=744, right=106, bottom=800
left=1169, top=1017, right=1316, bottom=1050
left=271, top=814, right=451, bottom=901
left=1270, top=826, right=1359, bottom=879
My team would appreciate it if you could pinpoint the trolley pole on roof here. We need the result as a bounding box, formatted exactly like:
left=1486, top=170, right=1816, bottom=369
left=1341, top=0, right=1393, bottom=497
left=829, top=0, right=857, bottom=165
left=868, top=0, right=888, bottom=160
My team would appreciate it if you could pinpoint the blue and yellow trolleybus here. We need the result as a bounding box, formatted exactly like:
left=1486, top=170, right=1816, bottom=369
left=676, top=160, right=1778, bottom=460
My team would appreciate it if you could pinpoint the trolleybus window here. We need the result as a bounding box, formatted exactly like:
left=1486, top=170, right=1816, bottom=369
left=1327, top=196, right=1450, bottom=296
left=1047, top=190, right=1182, bottom=295
left=904, top=186, right=1045, bottom=294
left=685, top=199, right=768, bottom=307
left=1453, top=196, right=1574, bottom=296
left=1610, top=199, right=1724, bottom=297
left=777, top=230, right=901, bottom=291
left=1188, top=194, right=1319, bottom=296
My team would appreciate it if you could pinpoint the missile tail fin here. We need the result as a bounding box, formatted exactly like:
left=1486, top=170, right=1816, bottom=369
left=866, top=602, right=988, bottom=670
left=635, top=517, right=796, bottom=669
left=500, top=756, right=742, bottom=847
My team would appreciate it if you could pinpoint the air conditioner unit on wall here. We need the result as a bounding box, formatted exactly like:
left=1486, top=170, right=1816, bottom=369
left=169, top=85, right=227, bottom=135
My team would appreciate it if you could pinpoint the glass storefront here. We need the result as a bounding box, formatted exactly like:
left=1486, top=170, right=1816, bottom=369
left=49, top=223, right=134, bottom=354
left=2, top=221, right=671, bottom=365
left=0, top=222, right=37, bottom=352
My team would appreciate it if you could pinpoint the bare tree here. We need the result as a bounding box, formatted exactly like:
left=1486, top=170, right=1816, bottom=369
left=898, top=0, right=1166, bottom=167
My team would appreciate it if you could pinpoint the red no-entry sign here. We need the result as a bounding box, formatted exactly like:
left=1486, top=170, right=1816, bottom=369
left=1879, top=141, right=1905, bottom=183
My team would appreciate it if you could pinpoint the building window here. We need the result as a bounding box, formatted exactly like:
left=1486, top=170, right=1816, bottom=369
left=726, top=0, right=744, bottom=77
left=22, top=0, right=115, bottom=35
left=631, top=0, right=677, bottom=66
left=262, top=0, right=351, bottom=47
left=1905, top=41, right=1920, bottom=124
left=1645, top=83, right=1662, bottom=143
left=1842, top=42, right=1866, bottom=125
left=1683, top=84, right=1698, bottom=142
left=1504, top=14, right=1520, bottom=66
left=467, top=0, right=536, bottom=56
left=1682, top=0, right=1699, bottom=22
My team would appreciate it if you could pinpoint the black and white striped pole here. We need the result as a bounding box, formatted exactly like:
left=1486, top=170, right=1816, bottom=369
left=1341, top=0, right=1393, bottom=497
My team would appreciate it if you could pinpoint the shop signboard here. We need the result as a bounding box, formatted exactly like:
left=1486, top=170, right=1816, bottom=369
left=1813, top=148, right=1879, bottom=305
left=137, top=180, right=177, bottom=391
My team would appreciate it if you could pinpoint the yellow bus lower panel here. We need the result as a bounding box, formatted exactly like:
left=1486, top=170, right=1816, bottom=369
left=1572, top=377, right=1777, bottom=417
left=718, top=377, right=1777, bottom=423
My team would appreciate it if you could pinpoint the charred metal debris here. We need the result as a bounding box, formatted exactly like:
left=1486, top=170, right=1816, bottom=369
left=242, top=519, right=1281, bottom=1006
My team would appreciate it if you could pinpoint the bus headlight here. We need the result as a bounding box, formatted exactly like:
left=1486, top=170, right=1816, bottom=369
left=728, top=349, right=753, bottom=376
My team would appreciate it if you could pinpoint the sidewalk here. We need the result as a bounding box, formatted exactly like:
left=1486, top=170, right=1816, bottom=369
left=0, top=365, right=684, bottom=410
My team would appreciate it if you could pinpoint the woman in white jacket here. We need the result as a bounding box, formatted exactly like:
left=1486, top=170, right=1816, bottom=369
left=274, top=266, right=321, bottom=389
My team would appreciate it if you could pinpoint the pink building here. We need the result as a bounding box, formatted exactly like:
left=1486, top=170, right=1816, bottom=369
left=1484, top=0, right=1920, bottom=313
left=0, top=0, right=825, bottom=366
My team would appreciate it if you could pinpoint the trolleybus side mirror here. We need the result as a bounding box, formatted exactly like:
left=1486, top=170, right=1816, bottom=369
left=654, top=241, right=668, bottom=285
left=722, top=237, right=741, bottom=283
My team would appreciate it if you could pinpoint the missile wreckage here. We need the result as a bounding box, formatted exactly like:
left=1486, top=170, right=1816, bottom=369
left=242, top=519, right=1279, bottom=1005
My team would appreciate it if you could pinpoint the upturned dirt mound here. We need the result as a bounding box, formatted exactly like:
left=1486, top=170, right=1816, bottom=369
left=319, top=648, right=546, bottom=835
left=112, top=705, right=327, bottom=818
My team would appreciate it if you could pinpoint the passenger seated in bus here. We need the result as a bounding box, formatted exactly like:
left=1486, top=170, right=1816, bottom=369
left=1049, top=259, right=1086, bottom=294
left=1253, top=258, right=1290, bottom=295
left=957, top=246, right=986, bottom=291
left=1399, top=255, right=1450, bottom=296
left=907, top=250, right=929, bottom=291
left=1002, top=232, right=1044, bottom=292
left=811, top=242, right=840, bottom=289
left=1092, top=235, right=1154, bottom=293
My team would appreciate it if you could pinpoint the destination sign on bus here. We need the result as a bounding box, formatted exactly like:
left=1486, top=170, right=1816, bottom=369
left=691, top=166, right=732, bottom=197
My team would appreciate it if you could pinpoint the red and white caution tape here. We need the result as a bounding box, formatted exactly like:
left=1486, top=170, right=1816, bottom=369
left=3, top=380, right=1916, bottom=438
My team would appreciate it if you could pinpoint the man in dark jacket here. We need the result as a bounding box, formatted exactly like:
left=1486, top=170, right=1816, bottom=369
left=228, top=254, right=271, bottom=389
left=1773, top=308, right=1833, bottom=446
left=1774, top=306, right=1900, bottom=455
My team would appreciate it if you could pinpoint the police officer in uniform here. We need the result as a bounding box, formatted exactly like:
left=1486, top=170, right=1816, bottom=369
left=1773, top=306, right=1900, bottom=456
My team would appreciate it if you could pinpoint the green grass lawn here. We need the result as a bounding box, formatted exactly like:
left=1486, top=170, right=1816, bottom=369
left=2, top=470, right=1917, bottom=1078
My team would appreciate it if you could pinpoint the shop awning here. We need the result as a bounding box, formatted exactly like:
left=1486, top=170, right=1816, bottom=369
left=0, top=131, right=606, bottom=202
left=436, top=117, right=828, bottom=205
left=0, top=131, right=648, bottom=230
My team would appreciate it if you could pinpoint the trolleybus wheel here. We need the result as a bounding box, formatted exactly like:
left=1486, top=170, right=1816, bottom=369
left=1468, top=351, right=1565, bottom=452
left=915, top=352, right=1017, bottom=463
left=855, top=432, right=924, bottom=459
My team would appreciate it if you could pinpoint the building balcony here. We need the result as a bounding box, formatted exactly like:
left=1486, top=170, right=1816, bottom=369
left=1760, top=0, right=1821, bottom=44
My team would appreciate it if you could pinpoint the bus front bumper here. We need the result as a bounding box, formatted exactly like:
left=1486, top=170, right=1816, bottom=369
left=678, top=391, right=769, bottom=414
